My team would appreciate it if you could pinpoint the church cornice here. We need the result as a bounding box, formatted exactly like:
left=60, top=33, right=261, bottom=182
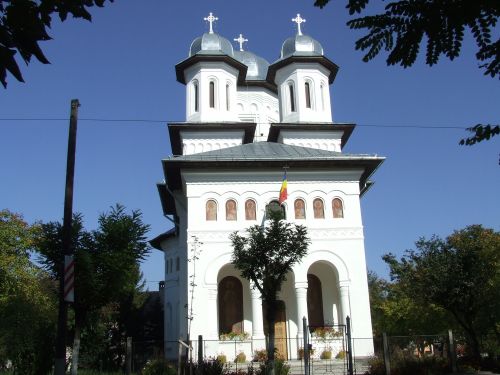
left=267, top=123, right=355, bottom=148
left=187, top=227, right=364, bottom=243
left=168, top=122, right=256, bottom=156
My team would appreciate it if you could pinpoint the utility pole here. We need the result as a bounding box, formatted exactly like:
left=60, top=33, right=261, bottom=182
left=54, top=99, right=80, bottom=375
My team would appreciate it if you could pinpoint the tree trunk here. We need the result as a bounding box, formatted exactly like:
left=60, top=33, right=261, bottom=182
left=71, top=323, right=81, bottom=375
left=265, top=297, right=276, bottom=375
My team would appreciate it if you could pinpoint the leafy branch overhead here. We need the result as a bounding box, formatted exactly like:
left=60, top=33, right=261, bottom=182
left=315, top=0, right=499, bottom=79
left=0, top=0, right=114, bottom=88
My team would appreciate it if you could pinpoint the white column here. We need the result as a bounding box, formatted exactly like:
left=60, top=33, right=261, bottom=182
left=295, top=281, right=308, bottom=337
left=339, top=282, right=351, bottom=325
left=250, top=286, right=265, bottom=339
left=207, top=286, right=219, bottom=339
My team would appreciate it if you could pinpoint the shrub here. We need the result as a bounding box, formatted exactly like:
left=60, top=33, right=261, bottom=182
left=366, top=356, right=385, bottom=375
left=235, top=352, right=246, bottom=363
left=252, top=349, right=267, bottom=362
left=216, top=354, right=227, bottom=364
left=193, top=359, right=225, bottom=375
left=366, top=354, right=448, bottom=375
left=297, top=347, right=315, bottom=360
left=335, top=350, right=346, bottom=359
left=320, top=350, right=332, bottom=359
left=141, top=358, right=176, bottom=375
left=256, top=359, right=290, bottom=375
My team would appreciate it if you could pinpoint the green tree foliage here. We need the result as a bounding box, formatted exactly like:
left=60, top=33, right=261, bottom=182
left=382, top=225, right=500, bottom=360
left=35, top=204, right=151, bottom=373
left=0, top=0, right=114, bottom=88
left=314, top=0, right=500, bottom=145
left=0, top=209, right=57, bottom=374
left=368, top=271, right=450, bottom=338
left=230, top=210, right=309, bottom=367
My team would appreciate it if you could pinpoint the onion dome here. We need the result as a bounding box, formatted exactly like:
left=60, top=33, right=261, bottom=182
left=233, top=50, right=269, bottom=80
left=280, top=34, right=324, bottom=59
left=280, top=13, right=324, bottom=59
left=189, top=32, right=234, bottom=57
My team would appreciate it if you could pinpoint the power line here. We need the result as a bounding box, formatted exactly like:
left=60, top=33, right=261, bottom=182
left=0, top=117, right=471, bottom=130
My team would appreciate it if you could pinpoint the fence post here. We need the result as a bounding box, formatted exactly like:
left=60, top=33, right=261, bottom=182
left=198, top=335, right=203, bottom=364
left=382, top=333, right=391, bottom=375
left=346, top=316, right=353, bottom=375
left=126, top=337, right=132, bottom=375
left=448, top=329, right=458, bottom=373
left=303, top=316, right=309, bottom=375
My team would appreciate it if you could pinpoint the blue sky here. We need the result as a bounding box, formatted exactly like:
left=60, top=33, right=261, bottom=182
left=1, top=0, right=499, bottom=289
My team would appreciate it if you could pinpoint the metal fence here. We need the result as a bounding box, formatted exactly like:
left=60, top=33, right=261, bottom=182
left=129, top=331, right=459, bottom=375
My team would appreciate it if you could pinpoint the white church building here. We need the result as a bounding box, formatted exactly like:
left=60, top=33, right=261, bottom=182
left=150, top=12, right=384, bottom=361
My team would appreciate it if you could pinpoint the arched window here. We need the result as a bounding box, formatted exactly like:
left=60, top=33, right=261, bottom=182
left=226, top=83, right=230, bottom=111
left=307, top=274, right=325, bottom=329
left=332, top=198, right=344, bottom=218
left=245, top=199, right=256, bottom=220
left=226, top=199, right=237, bottom=221
left=305, top=82, right=311, bottom=108
left=266, top=199, right=286, bottom=219
left=320, top=83, right=325, bottom=111
left=313, top=198, right=325, bottom=219
left=206, top=200, right=217, bottom=221
left=218, top=276, right=243, bottom=335
left=294, top=198, right=306, bottom=219
left=193, top=81, right=199, bottom=112
left=209, top=81, right=215, bottom=108
left=288, top=83, right=296, bottom=112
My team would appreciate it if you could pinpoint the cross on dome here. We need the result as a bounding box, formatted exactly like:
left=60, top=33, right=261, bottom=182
left=204, top=12, right=218, bottom=34
left=292, top=13, right=306, bottom=35
left=234, top=34, right=248, bottom=51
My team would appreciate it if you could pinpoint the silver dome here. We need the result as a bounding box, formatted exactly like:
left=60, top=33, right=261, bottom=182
left=189, top=32, right=234, bottom=57
left=233, top=50, right=269, bottom=80
left=280, top=34, right=324, bottom=59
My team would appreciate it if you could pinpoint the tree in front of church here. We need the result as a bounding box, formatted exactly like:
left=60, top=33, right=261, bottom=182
left=314, top=0, right=499, bottom=145
left=35, top=204, right=151, bottom=374
left=230, top=210, right=309, bottom=371
left=0, top=209, right=57, bottom=375
left=0, top=0, right=114, bottom=88
left=382, top=225, right=500, bottom=361
left=368, top=270, right=451, bottom=341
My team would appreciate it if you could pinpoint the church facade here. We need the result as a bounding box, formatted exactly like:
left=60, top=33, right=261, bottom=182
left=151, top=13, right=384, bottom=360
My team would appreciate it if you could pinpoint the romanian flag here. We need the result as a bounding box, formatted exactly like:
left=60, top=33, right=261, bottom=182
left=278, top=171, right=288, bottom=204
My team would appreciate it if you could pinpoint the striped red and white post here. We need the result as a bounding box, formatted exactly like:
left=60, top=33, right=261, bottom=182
left=64, top=255, right=75, bottom=303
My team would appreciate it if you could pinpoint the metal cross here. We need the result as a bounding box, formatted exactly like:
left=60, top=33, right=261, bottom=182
left=204, top=12, right=218, bottom=34
left=234, top=34, right=248, bottom=51
left=292, top=13, right=306, bottom=35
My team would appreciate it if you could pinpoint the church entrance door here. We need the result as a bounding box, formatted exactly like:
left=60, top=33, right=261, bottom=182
left=263, top=300, right=288, bottom=360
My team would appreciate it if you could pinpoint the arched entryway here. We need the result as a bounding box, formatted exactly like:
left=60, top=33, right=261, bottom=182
left=307, top=261, right=341, bottom=326
left=307, top=274, right=325, bottom=329
left=218, top=276, right=243, bottom=334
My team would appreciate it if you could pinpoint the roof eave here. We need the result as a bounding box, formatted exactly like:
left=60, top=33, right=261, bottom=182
left=175, top=55, right=248, bottom=85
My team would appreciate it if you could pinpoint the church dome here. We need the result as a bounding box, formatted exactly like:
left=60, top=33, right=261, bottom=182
left=233, top=50, right=269, bottom=80
left=189, top=32, right=234, bottom=57
left=280, top=34, right=324, bottom=59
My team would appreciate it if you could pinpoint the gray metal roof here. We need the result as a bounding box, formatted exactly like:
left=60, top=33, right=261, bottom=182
left=281, top=34, right=324, bottom=59
left=166, top=142, right=379, bottom=162
left=233, top=50, right=269, bottom=80
left=189, top=32, right=234, bottom=57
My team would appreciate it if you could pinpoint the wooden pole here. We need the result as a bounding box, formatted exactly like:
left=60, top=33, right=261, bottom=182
left=54, top=99, right=80, bottom=375
left=382, top=333, right=391, bottom=375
